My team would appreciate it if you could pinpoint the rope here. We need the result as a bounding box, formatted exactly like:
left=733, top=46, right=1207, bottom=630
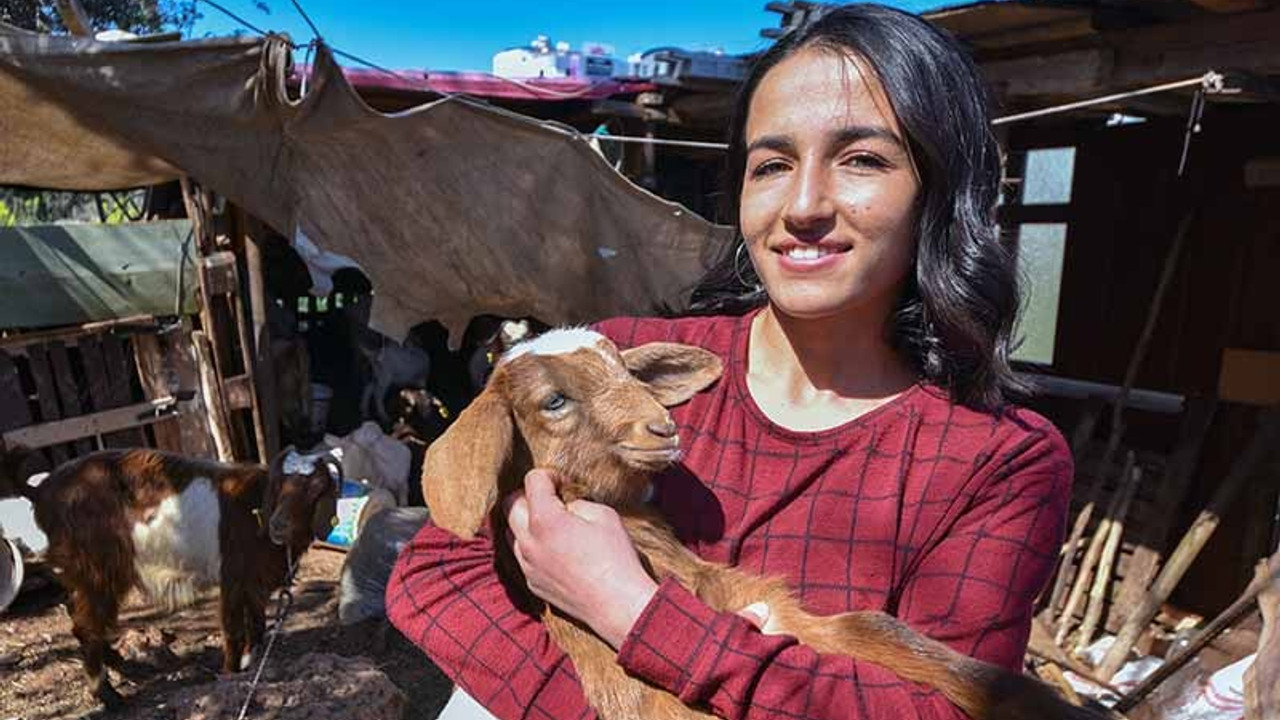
left=991, top=72, right=1225, bottom=126
left=234, top=545, right=300, bottom=720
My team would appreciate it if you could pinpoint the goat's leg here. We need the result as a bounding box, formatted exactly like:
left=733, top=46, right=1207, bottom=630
left=69, top=587, right=125, bottom=710
left=219, top=590, right=250, bottom=673
left=243, top=591, right=268, bottom=667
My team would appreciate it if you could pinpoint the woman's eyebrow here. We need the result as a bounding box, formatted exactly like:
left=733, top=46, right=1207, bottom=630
left=831, top=125, right=905, bottom=149
left=745, top=134, right=796, bottom=156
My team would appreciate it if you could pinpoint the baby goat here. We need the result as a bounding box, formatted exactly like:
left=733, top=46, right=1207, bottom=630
left=422, top=328, right=1106, bottom=720
left=0, top=446, right=339, bottom=710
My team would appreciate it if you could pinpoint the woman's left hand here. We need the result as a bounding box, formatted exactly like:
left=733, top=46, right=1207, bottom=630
left=505, top=469, right=659, bottom=649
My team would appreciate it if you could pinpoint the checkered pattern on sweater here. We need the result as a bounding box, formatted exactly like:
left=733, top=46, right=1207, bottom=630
left=386, top=312, right=1072, bottom=720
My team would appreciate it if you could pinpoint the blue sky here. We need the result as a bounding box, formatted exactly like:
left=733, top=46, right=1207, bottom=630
left=191, top=1, right=953, bottom=73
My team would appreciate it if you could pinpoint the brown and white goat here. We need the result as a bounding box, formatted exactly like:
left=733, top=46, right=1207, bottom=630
left=422, top=328, right=1107, bottom=720
left=0, top=446, right=339, bottom=710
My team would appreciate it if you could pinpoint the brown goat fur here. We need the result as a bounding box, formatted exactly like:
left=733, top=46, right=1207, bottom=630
left=0, top=445, right=339, bottom=710
left=422, top=329, right=1108, bottom=720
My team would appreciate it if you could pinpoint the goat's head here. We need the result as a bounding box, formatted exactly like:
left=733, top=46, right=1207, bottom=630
left=423, top=328, right=722, bottom=538
left=261, top=447, right=342, bottom=549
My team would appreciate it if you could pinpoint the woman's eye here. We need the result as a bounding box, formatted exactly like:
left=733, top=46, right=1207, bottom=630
left=749, top=159, right=788, bottom=178
left=542, top=393, right=568, bottom=412
left=844, top=152, right=891, bottom=170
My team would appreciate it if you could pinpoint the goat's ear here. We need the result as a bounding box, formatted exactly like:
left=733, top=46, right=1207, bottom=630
left=422, top=385, right=513, bottom=539
left=622, top=343, right=724, bottom=407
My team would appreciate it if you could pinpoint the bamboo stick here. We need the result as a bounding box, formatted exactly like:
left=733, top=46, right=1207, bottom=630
left=1076, top=462, right=1143, bottom=654
left=1057, top=452, right=1138, bottom=646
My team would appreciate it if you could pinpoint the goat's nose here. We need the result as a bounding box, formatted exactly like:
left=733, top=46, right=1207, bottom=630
left=646, top=419, right=678, bottom=439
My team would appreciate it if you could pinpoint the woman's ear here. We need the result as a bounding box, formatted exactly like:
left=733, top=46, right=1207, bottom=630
left=422, top=384, right=514, bottom=539
left=621, top=343, right=724, bottom=407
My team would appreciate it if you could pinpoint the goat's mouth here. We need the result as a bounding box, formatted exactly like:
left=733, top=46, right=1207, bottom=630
left=615, top=444, right=682, bottom=469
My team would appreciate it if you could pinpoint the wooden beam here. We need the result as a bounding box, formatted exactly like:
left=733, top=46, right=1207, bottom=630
left=1219, top=349, right=1280, bottom=405
left=2, top=397, right=177, bottom=449
left=982, top=7, right=1280, bottom=101
left=53, top=0, right=93, bottom=37
left=1186, top=0, right=1267, bottom=13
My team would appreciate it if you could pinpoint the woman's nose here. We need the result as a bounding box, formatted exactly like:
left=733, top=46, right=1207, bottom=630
left=783, top=164, right=836, bottom=232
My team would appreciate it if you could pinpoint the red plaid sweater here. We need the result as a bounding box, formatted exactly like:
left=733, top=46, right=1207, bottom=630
left=386, top=312, right=1073, bottom=720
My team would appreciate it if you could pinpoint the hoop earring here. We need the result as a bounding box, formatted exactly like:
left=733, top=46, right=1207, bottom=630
left=733, top=243, right=763, bottom=293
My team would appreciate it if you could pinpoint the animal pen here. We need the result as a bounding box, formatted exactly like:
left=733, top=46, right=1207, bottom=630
left=1, top=0, right=1278, bottom=718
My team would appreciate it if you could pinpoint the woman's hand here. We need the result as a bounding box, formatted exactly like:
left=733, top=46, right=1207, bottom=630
left=505, top=469, right=659, bottom=649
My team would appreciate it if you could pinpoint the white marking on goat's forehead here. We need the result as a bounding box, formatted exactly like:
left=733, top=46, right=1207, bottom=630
left=501, top=328, right=614, bottom=364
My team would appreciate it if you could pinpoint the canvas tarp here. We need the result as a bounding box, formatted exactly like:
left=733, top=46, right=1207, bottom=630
left=0, top=25, right=731, bottom=340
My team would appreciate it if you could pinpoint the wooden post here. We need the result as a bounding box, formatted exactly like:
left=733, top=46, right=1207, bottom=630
left=1098, top=405, right=1280, bottom=679
left=1076, top=461, right=1142, bottom=653
left=235, top=209, right=278, bottom=460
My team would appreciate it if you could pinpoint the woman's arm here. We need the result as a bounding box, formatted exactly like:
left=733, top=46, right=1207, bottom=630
left=385, top=522, right=598, bottom=720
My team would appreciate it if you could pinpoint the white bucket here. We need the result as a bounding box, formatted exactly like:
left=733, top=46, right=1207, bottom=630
left=0, top=537, right=24, bottom=615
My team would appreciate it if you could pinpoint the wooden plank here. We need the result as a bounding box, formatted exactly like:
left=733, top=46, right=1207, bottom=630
left=47, top=341, right=94, bottom=456
left=223, top=374, right=255, bottom=411
left=1, top=397, right=177, bottom=449
left=101, top=334, right=146, bottom=447
left=25, top=343, right=67, bottom=465
left=131, top=332, right=185, bottom=453
left=1220, top=348, right=1280, bottom=406
left=0, top=350, right=32, bottom=435
left=0, top=315, right=160, bottom=352
left=194, top=330, right=234, bottom=462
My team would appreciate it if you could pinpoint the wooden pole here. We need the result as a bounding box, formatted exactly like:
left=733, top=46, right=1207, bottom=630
left=193, top=330, right=234, bottom=462
left=1098, top=405, right=1280, bottom=679
left=1115, top=558, right=1280, bottom=713
left=1050, top=212, right=1196, bottom=619
left=1244, top=552, right=1279, bottom=720
left=1057, top=452, right=1138, bottom=646
left=1076, top=462, right=1143, bottom=654
left=239, top=212, right=280, bottom=460
left=53, top=0, right=93, bottom=36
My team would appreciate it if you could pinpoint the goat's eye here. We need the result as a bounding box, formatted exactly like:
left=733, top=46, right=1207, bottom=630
left=542, top=392, right=568, bottom=412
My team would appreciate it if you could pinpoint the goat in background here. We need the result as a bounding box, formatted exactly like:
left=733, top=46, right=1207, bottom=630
left=0, top=445, right=340, bottom=710
left=422, top=328, right=1107, bottom=720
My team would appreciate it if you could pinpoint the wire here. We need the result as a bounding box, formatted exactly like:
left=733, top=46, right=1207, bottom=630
left=287, top=0, right=323, bottom=42
left=195, top=0, right=273, bottom=39
left=591, top=135, right=729, bottom=150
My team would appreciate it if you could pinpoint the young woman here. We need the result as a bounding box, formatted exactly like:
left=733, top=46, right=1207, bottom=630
left=386, top=5, right=1073, bottom=719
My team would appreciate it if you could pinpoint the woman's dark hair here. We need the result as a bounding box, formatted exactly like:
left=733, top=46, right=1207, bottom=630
left=688, top=3, right=1027, bottom=412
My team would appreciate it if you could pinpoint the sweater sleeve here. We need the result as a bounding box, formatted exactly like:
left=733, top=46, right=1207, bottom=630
left=615, top=421, right=1073, bottom=720
left=385, top=521, right=597, bottom=720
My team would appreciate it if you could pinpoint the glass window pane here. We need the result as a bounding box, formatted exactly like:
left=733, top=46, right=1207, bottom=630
left=1022, top=147, right=1076, bottom=205
left=1013, top=223, right=1067, bottom=365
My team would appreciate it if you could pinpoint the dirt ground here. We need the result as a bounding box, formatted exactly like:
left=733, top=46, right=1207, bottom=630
left=0, top=547, right=453, bottom=720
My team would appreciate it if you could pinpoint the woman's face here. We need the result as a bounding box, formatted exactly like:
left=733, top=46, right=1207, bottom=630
left=739, top=47, right=921, bottom=324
